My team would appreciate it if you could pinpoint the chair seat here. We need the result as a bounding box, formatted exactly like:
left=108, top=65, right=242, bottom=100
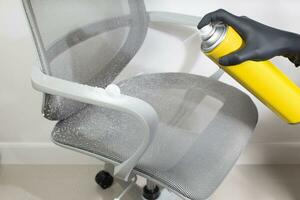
left=52, top=73, right=258, bottom=200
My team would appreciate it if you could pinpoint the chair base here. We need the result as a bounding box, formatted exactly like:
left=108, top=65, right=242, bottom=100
left=113, top=176, right=181, bottom=200
left=93, top=168, right=215, bottom=200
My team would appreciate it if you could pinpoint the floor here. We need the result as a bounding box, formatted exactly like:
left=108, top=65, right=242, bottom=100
left=0, top=165, right=300, bottom=200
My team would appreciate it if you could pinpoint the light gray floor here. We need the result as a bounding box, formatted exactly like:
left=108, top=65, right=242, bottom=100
left=212, top=165, right=300, bottom=200
left=0, top=165, right=300, bottom=200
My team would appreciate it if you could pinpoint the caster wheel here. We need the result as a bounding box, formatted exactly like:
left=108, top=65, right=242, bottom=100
left=143, top=185, right=160, bottom=200
left=95, top=170, right=114, bottom=189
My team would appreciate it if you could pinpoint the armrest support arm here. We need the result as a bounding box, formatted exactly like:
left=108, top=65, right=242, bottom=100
left=31, top=65, right=159, bottom=181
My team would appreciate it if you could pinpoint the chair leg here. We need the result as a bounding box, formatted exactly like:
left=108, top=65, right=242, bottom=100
left=114, top=175, right=138, bottom=200
left=104, top=162, right=115, bottom=174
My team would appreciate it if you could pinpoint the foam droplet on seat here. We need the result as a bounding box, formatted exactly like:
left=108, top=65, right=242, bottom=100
left=105, top=84, right=121, bottom=97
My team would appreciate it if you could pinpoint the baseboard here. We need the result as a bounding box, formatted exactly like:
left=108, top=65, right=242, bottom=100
left=0, top=143, right=101, bottom=165
left=0, top=142, right=300, bottom=165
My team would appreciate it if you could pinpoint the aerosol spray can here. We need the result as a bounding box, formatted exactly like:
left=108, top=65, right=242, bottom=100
left=199, top=23, right=300, bottom=124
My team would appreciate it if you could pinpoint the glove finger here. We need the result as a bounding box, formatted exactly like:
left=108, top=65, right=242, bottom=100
left=197, top=12, right=214, bottom=29
left=288, top=54, right=300, bottom=67
left=198, top=9, right=241, bottom=30
left=219, top=47, right=258, bottom=66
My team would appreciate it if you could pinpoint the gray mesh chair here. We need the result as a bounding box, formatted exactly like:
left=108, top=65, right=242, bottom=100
left=23, top=0, right=258, bottom=199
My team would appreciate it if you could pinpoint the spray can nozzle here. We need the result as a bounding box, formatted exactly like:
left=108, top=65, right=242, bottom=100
left=199, top=23, right=227, bottom=52
left=199, top=24, right=215, bottom=41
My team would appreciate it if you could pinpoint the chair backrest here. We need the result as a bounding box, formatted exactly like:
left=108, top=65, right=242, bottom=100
left=23, top=0, right=149, bottom=120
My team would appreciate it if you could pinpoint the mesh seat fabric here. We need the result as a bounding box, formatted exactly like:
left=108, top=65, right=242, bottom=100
left=52, top=73, right=258, bottom=200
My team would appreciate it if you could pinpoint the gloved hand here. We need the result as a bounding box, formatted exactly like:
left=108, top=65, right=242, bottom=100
left=197, top=9, right=300, bottom=67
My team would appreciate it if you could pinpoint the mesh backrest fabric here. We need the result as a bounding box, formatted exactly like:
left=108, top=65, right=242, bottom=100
left=23, top=0, right=149, bottom=120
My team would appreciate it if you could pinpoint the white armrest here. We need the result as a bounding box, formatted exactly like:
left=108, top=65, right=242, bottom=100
left=31, top=65, right=159, bottom=181
left=149, top=11, right=202, bottom=27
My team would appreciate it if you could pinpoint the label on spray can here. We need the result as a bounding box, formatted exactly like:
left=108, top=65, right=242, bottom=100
left=199, top=23, right=300, bottom=124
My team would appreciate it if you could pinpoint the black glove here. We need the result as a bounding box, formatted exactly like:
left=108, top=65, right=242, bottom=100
left=197, top=9, right=300, bottom=67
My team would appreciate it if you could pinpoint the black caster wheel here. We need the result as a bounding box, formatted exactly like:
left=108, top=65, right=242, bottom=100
left=143, top=185, right=160, bottom=200
left=95, top=170, right=114, bottom=189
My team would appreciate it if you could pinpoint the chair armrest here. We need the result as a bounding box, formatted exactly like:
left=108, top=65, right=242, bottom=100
left=148, top=11, right=202, bottom=27
left=31, top=65, right=159, bottom=181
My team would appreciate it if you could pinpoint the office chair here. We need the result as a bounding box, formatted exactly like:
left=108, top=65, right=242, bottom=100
left=23, top=0, right=258, bottom=199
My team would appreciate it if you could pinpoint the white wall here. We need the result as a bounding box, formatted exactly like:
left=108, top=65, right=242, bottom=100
left=1, top=0, right=300, bottom=164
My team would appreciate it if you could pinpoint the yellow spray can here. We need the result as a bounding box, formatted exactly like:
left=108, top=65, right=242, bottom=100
left=200, top=23, right=300, bottom=124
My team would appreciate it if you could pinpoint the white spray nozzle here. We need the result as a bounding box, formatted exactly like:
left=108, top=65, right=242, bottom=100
left=199, top=24, right=214, bottom=40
